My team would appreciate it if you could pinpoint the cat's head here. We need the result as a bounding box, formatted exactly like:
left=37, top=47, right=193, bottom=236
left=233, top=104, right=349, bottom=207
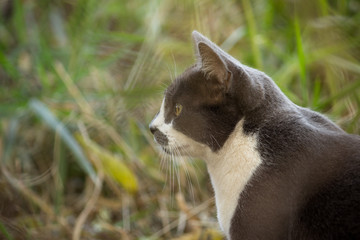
left=149, top=31, right=272, bottom=158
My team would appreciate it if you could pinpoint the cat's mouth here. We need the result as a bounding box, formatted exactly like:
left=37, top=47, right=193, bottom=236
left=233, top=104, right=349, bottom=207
left=161, top=145, right=189, bottom=155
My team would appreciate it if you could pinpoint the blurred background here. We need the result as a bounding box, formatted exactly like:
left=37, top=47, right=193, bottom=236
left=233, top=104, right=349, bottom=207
left=0, top=0, right=359, bottom=239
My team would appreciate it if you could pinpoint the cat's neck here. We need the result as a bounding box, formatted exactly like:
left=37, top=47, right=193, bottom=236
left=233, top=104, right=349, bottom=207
left=204, top=120, right=262, bottom=238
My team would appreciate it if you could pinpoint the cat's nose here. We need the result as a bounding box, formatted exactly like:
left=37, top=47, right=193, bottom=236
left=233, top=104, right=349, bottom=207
left=149, top=125, right=157, bottom=135
left=149, top=115, right=158, bottom=134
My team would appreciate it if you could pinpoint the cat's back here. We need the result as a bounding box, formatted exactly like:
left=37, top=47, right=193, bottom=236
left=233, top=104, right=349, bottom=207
left=294, top=133, right=360, bottom=239
left=232, top=107, right=360, bottom=240
left=283, top=111, right=360, bottom=239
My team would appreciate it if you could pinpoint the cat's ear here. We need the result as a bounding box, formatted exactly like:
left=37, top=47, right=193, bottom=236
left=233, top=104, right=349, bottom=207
left=192, top=31, right=231, bottom=88
left=192, top=31, right=265, bottom=111
left=197, top=42, right=230, bottom=81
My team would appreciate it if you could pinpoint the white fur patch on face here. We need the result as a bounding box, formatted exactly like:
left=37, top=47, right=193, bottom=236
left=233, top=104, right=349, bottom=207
left=205, top=120, right=262, bottom=239
left=150, top=99, right=167, bottom=133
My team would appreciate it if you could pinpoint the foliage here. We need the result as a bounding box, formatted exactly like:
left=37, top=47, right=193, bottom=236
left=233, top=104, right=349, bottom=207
left=0, top=0, right=359, bottom=239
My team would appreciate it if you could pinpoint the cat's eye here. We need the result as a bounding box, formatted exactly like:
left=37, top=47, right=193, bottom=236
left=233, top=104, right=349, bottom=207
left=175, top=104, right=183, bottom=116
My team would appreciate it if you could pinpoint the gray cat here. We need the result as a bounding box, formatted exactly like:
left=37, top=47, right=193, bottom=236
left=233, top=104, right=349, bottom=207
left=149, top=31, right=360, bottom=240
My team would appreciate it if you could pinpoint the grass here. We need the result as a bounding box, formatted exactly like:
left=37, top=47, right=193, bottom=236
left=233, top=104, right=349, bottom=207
left=0, top=0, right=360, bottom=239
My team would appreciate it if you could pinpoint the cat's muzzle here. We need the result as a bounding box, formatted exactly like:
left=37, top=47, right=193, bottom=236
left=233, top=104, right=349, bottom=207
left=149, top=127, right=169, bottom=146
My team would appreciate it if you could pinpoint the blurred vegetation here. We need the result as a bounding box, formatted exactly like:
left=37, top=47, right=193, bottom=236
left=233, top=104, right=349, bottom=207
left=0, top=0, right=359, bottom=239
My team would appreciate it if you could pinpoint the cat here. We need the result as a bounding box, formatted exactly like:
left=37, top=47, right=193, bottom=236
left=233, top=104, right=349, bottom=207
left=149, top=31, right=360, bottom=240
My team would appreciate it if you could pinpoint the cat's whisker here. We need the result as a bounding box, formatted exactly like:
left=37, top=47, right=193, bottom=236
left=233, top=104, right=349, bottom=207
left=159, top=150, right=170, bottom=192
left=171, top=145, right=180, bottom=203
left=172, top=144, right=182, bottom=193
left=179, top=156, right=197, bottom=204
left=172, top=139, right=201, bottom=204
left=159, top=151, right=167, bottom=171
left=170, top=148, right=175, bottom=200
left=213, top=134, right=221, bottom=149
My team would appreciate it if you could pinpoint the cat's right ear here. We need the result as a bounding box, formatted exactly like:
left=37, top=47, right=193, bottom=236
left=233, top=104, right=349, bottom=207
left=197, top=42, right=231, bottom=84
left=192, top=31, right=266, bottom=111
left=192, top=32, right=231, bottom=90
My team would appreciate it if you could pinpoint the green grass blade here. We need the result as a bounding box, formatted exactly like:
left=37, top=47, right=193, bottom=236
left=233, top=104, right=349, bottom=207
left=317, top=79, right=360, bottom=110
left=319, top=0, right=329, bottom=16
left=311, top=78, right=322, bottom=108
left=29, top=99, right=97, bottom=183
left=12, top=0, right=26, bottom=43
left=0, top=50, right=18, bottom=79
left=0, top=221, right=14, bottom=240
left=294, top=17, right=308, bottom=105
left=242, top=0, right=262, bottom=69
left=346, top=94, right=360, bottom=132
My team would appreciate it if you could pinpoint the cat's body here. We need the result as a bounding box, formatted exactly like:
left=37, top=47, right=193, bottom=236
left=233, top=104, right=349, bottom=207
left=149, top=31, right=360, bottom=239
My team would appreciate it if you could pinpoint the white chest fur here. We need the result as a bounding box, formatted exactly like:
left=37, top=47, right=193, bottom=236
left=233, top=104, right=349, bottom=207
left=205, top=120, right=262, bottom=239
